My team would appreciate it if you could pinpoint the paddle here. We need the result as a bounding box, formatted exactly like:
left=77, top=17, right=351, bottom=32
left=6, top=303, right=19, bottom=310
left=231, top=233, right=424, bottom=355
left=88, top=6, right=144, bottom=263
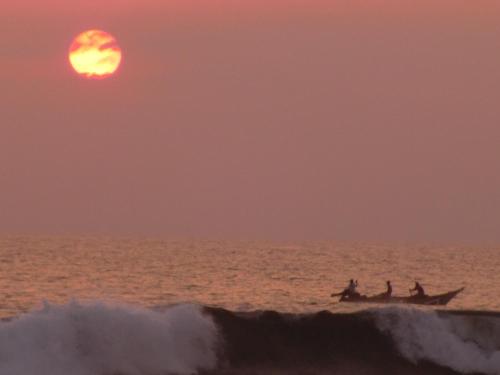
left=330, top=291, right=344, bottom=297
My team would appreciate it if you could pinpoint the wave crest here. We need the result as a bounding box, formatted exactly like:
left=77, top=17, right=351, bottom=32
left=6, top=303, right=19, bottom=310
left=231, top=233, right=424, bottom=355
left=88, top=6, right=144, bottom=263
left=375, top=307, right=500, bottom=374
left=0, top=301, right=217, bottom=375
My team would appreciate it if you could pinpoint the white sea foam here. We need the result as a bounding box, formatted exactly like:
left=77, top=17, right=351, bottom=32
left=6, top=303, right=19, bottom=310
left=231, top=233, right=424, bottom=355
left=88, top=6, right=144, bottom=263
left=375, top=307, right=500, bottom=374
left=0, top=301, right=218, bottom=375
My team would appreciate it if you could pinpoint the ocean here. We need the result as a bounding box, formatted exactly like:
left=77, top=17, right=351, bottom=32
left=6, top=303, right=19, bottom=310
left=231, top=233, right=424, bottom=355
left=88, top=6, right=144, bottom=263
left=0, top=236, right=499, bottom=374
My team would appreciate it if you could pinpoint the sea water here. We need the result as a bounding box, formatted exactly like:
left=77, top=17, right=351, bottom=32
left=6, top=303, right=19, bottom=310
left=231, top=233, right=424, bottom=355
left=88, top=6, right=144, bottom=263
left=0, top=236, right=499, bottom=374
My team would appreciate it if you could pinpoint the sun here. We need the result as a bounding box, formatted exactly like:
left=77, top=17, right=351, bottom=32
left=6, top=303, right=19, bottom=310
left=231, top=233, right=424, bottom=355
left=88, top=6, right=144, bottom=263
left=69, top=30, right=122, bottom=79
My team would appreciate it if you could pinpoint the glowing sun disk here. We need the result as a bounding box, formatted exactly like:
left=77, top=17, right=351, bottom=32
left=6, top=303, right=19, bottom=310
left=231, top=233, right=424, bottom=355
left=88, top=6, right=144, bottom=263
left=69, top=30, right=122, bottom=79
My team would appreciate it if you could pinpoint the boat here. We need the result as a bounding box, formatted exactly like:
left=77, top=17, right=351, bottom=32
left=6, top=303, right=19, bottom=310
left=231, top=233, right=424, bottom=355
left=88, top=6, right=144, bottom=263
left=336, top=287, right=465, bottom=306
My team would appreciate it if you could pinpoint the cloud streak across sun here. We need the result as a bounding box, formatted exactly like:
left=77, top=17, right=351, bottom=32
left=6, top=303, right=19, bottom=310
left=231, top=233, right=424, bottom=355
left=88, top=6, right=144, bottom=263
left=69, top=30, right=122, bottom=79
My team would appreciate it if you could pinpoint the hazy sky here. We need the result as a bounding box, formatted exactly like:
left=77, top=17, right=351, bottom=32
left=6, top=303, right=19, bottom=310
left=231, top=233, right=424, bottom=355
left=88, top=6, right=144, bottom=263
left=1, top=1, right=500, bottom=242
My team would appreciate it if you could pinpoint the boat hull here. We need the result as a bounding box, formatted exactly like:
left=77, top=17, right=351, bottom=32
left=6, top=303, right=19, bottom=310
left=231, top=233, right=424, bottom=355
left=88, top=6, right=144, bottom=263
left=338, top=287, right=465, bottom=306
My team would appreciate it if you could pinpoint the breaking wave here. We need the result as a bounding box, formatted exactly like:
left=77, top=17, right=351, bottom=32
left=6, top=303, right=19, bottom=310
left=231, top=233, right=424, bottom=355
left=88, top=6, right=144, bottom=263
left=376, top=307, right=500, bottom=374
left=205, top=306, right=500, bottom=374
left=1, top=301, right=500, bottom=374
left=0, top=301, right=217, bottom=375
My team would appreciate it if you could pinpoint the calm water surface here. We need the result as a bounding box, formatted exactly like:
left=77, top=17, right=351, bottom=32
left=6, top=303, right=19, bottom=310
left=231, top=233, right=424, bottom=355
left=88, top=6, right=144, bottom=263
left=0, top=236, right=498, bottom=317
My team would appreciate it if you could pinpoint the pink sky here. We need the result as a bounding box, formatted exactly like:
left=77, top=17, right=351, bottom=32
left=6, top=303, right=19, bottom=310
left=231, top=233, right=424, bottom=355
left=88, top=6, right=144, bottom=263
left=1, top=1, right=500, bottom=241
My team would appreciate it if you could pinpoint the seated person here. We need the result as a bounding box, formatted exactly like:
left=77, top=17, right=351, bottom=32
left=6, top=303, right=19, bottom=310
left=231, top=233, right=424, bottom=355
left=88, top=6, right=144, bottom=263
left=341, top=279, right=360, bottom=299
left=410, top=281, right=425, bottom=297
left=383, top=280, right=392, bottom=298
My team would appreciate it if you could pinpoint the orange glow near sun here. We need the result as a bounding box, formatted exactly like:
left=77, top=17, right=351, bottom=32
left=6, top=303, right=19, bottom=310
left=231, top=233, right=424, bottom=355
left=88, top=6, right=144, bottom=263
left=69, top=30, right=122, bottom=79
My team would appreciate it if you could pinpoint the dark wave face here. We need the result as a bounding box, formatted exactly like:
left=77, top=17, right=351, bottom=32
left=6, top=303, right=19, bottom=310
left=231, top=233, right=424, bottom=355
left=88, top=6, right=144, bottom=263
left=1, top=301, right=499, bottom=375
left=203, top=307, right=500, bottom=375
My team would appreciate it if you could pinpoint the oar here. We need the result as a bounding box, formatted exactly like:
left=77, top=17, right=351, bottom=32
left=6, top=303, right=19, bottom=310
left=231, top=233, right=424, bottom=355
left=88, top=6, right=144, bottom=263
left=330, top=292, right=343, bottom=297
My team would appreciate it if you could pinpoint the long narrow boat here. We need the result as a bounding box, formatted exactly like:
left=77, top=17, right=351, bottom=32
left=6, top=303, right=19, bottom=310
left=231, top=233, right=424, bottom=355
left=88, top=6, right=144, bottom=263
left=337, top=287, right=465, bottom=306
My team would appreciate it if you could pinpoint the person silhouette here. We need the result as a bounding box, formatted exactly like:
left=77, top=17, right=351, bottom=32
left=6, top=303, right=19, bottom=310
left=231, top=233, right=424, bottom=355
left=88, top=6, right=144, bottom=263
left=410, top=281, right=425, bottom=297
